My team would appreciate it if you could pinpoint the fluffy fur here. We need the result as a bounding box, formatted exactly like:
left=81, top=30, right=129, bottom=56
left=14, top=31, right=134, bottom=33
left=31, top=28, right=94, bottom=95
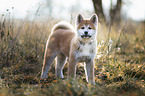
left=41, top=14, right=98, bottom=84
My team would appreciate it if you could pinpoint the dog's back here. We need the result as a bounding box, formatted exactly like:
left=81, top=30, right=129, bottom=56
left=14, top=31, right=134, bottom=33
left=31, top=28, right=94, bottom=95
left=48, top=21, right=76, bottom=57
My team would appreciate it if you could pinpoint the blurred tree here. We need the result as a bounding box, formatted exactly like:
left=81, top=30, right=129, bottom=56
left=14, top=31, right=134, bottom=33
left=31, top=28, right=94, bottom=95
left=110, top=0, right=122, bottom=25
left=38, top=0, right=53, bottom=18
left=92, top=0, right=106, bottom=23
left=92, top=0, right=122, bottom=24
left=46, top=0, right=53, bottom=17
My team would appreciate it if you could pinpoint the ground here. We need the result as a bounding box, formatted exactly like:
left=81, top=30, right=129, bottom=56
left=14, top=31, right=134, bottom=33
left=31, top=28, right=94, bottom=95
left=0, top=16, right=145, bottom=96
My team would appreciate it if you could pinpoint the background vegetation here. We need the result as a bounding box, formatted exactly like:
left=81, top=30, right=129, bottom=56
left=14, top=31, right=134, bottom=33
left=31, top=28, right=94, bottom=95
left=0, top=0, right=145, bottom=96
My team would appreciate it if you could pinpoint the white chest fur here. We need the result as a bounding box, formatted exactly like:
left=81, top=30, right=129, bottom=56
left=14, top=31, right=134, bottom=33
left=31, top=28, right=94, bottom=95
left=75, top=40, right=96, bottom=62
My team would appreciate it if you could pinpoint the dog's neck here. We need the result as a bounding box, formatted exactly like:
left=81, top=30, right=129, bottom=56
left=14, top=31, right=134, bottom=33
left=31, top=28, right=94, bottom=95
left=78, top=39, right=95, bottom=45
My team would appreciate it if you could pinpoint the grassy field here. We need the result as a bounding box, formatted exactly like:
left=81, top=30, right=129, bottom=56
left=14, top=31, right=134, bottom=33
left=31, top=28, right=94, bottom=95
left=0, top=14, right=145, bottom=96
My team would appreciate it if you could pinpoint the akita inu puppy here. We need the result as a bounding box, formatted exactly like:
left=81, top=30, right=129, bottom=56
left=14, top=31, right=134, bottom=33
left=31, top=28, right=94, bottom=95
left=41, top=14, right=98, bottom=84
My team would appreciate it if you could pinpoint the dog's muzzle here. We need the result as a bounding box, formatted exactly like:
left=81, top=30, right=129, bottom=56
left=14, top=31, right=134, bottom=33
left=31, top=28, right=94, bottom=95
left=81, top=35, right=92, bottom=38
left=81, top=31, right=92, bottom=38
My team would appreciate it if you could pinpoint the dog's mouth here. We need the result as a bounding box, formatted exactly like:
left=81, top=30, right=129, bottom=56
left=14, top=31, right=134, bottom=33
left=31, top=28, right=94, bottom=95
left=81, top=34, right=92, bottom=38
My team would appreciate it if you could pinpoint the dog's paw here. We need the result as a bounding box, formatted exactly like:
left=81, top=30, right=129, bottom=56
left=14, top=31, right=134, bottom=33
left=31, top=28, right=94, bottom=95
left=40, top=73, right=48, bottom=79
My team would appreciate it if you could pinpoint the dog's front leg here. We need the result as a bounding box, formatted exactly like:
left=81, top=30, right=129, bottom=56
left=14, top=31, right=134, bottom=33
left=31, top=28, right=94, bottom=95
left=84, top=60, right=95, bottom=85
left=68, top=56, right=77, bottom=80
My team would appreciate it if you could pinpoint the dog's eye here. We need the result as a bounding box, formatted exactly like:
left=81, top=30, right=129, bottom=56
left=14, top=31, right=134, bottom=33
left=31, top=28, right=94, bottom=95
left=81, top=27, right=85, bottom=29
left=88, top=27, right=92, bottom=29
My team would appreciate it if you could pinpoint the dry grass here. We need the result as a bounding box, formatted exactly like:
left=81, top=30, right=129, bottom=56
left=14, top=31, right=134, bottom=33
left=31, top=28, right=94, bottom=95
left=0, top=14, right=145, bottom=96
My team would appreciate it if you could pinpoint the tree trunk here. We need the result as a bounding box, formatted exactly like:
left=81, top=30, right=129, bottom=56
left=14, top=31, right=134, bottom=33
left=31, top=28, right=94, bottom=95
left=110, top=0, right=122, bottom=25
left=92, top=0, right=106, bottom=23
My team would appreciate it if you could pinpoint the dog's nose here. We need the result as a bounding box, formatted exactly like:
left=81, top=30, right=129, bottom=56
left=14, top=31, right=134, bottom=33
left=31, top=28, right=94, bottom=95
left=84, top=31, right=88, bottom=35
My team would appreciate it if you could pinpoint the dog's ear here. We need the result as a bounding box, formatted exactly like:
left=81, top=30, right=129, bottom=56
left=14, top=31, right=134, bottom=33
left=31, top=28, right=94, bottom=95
left=90, top=14, right=98, bottom=25
left=77, top=14, right=84, bottom=24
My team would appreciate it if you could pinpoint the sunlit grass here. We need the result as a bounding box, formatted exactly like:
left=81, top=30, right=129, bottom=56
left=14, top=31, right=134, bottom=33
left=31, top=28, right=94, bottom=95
left=0, top=14, right=145, bottom=96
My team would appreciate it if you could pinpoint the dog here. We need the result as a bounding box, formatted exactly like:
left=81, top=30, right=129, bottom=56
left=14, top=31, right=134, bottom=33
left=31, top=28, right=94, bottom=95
left=41, top=14, right=98, bottom=84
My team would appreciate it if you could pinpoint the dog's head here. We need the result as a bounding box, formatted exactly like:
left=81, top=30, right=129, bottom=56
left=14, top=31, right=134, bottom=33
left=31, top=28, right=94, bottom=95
left=76, top=14, right=98, bottom=41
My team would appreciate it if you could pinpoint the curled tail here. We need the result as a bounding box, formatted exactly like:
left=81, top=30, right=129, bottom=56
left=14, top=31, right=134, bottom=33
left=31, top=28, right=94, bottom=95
left=52, top=21, right=74, bottom=33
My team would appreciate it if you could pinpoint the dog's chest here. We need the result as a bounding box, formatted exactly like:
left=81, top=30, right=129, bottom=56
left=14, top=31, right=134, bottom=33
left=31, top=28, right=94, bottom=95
left=75, top=41, right=96, bottom=62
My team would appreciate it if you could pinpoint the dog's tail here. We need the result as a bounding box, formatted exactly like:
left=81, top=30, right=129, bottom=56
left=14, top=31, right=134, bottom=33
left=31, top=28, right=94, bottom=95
left=52, top=21, right=74, bottom=33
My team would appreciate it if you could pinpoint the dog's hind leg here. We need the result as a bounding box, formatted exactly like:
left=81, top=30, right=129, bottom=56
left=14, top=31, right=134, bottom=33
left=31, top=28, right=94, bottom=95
left=41, top=51, right=58, bottom=79
left=55, top=53, right=67, bottom=78
left=41, top=38, right=60, bottom=79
